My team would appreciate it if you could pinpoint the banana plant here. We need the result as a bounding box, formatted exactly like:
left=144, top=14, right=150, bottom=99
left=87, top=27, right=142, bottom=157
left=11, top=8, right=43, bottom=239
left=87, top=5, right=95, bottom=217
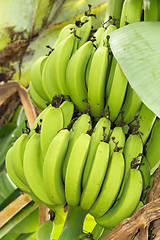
left=1, top=0, right=160, bottom=239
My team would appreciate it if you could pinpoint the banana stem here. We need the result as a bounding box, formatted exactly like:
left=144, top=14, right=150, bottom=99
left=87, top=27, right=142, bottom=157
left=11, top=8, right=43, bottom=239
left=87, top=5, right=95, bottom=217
left=58, top=206, right=87, bottom=240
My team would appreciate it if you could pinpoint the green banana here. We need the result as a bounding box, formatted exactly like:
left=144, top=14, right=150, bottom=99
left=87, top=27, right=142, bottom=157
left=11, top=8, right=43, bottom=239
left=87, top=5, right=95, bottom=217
left=115, top=84, right=142, bottom=125
left=87, top=46, right=109, bottom=118
left=146, top=118, right=160, bottom=174
left=62, top=113, right=91, bottom=181
left=5, top=146, right=31, bottom=194
left=80, top=141, right=110, bottom=211
left=95, top=168, right=143, bottom=228
left=104, top=63, right=128, bottom=122
left=52, top=24, right=75, bottom=49
left=82, top=117, right=111, bottom=188
left=104, top=0, right=125, bottom=27
left=85, top=27, right=105, bottom=89
left=108, top=126, right=125, bottom=156
left=59, top=100, right=74, bottom=128
left=130, top=103, right=156, bottom=144
left=23, top=132, right=55, bottom=206
left=89, top=152, right=124, bottom=217
left=139, top=156, right=151, bottom=201
left=65, top=133, right=91, bottom=206
left=29, top=82, right=48, bottom=111
left=41, top=52, right=59, bottom=101
left=43, top=129, right=70, bottom=205
left=120, top=0, right=143, bottom=27
left=49, top=34, right=75, bottom=95
left=144, top=0, right=159, bottom=21
left=30, top=55, right=49, bottom=101
left=78, top=15, right=92, bottom=48
left=35, top=220, right=54, bottom=240
left=66, top=41, right=93, bottom=112
left=99, top=24, right=117, bottom=47
left=105, top=56, right=117, bottom=100
left=29, top=104, right=52, bottom=137
left=118, top=133, right=143, bottom=197
left=40, top=106, right=64, bottom=157
left=99, top=24, right=117, bottom=82
left=92, top=27, right=106, bottom=47
left=12, top=133, right=30, bottom=185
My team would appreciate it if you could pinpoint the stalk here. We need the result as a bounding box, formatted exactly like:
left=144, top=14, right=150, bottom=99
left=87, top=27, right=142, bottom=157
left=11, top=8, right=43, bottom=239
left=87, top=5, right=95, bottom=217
left=58, top=206, right=87, bottom=240
left=104, top=0, right=125, bottom=27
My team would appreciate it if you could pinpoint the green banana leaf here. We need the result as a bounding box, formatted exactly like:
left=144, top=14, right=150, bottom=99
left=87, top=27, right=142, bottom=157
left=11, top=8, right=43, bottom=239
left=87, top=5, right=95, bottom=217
left=109, top=21, right=160, bottom=117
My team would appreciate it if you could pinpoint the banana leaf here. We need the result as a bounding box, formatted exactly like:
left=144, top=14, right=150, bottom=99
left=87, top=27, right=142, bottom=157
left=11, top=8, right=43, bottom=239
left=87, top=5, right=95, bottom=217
left=109, top=21, right=160, bottom=117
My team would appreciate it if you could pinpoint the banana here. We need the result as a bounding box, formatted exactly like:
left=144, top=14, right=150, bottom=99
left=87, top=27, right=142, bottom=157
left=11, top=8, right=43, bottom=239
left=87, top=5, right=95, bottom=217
left=80, top=141, right=110, bottom=211
left=120, top=0, right=143, bottom=27
left=40, top=106, right=64, bottom=158
left=139, top=156, right=151, bottom=201
left=62, top=113, right=91, bottom=180
left=29, top=82, right=48, bottom=111
left=30, top=55, right=49, bottom=102
left=115, top=84, right=142, bottom=125
left=85, top=27, right=106, bottom=89
left=119, top=133, right=143, bottom=197
left=89, top=152, right=124, bottom=217
left=144, top=0, right=159, bottom=21
left=35, top=220, right=54, bottom=240
left=43, top=129, right=70, bottom=205
left=104, top=63, right=128, bottom=122
left=104, top=0, right=125, bottom=27
left=145, top=118, right=160, bottom=174
left=5, top=146, right=31, bottom=194
left=82, top=117, right=111, bottom=188
left=41, top=52, right=59, bottom=101
left=29, top=104, right=52, bottom=137
left=87, top=46, right=109, bottom=118
left=12, top=133, right=30, bottom=185
left=129, top=103, right=156, bottom=144
left=99, top=24, right=117, bottom=81
left=66, top=41, right=94, bottom=112
left=95, top=168, right=143, bottom=228
left=52, top=24, right=75, bottom=49
left=23, top=132, right=55, bottom=206
left=105, top=56, right=117, bottom=99
left=78, top=15, right=92, bottom=48
left=108, top=126, right=125, bottom=156
left=65, top=133, right=91, bottom=206
left=49, top=34, right=75, bottom=95
left=59, top=100, right=74, bottom=128
left=92, top=27, right=106, bottom=47
left=99, top=24, right=117, bottom=47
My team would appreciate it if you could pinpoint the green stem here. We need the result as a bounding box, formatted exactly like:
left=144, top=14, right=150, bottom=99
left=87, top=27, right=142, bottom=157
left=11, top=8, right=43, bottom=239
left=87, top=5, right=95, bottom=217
left=92, top=223, right=104, bottom=240
left=58, top=206, right=87, bottom=240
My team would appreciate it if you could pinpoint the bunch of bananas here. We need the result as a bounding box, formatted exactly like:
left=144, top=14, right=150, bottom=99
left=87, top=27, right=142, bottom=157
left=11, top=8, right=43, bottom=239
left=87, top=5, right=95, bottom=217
left=5, top=97, right=156, bottom=236
left=5, top=0, right=160, bottom=239
left=29, top=0, right=159, bottom=125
